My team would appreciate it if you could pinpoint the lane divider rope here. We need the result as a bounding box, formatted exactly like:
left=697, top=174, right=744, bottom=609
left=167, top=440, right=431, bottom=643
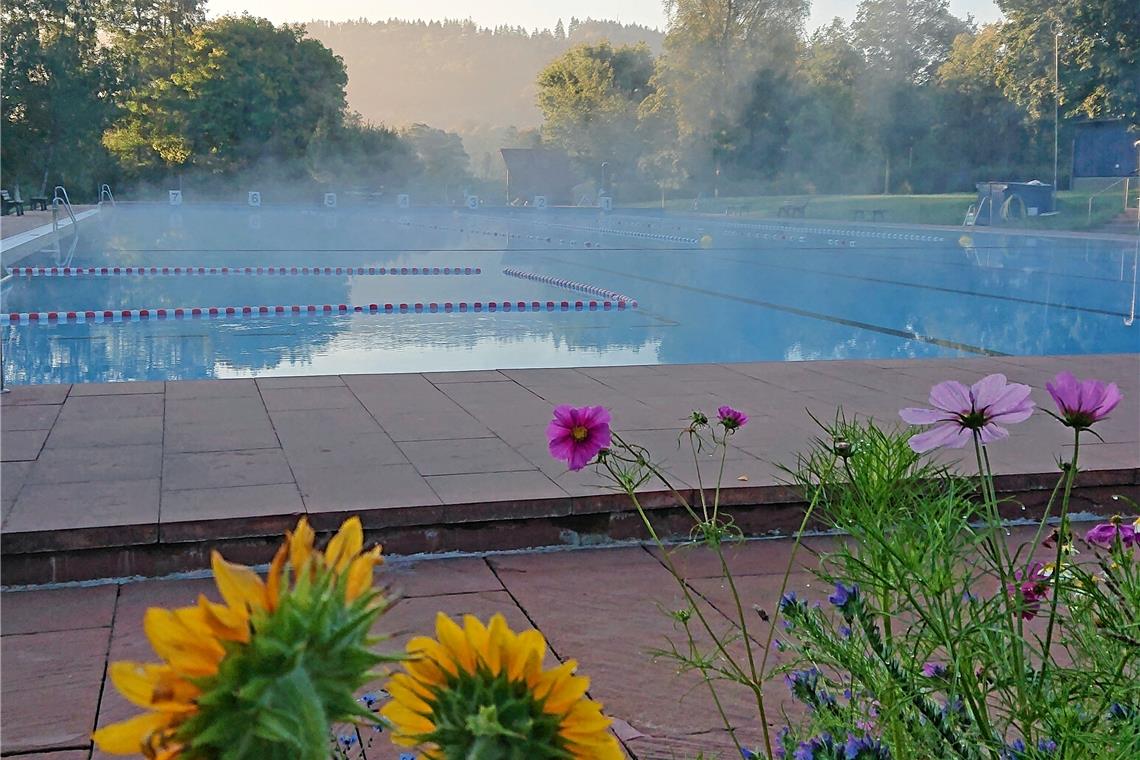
left=3, top=299, right=631, bottom=324
left=501, top=268, right=638, bottom=307
left=5, top=265, right=481, bottom=277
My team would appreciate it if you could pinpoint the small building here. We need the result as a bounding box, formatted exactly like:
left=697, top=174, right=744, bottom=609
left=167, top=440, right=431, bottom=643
left=1071, top=119, right=1139, bottom=191
left=500, top=148, right=577, bottom=206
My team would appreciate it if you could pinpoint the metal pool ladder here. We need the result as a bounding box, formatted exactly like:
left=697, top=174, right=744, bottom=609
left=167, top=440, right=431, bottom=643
left=52, top=185, right=77, bottom=232
left=99, top=183, right=116, bottom=206
left=51, top=185, right=80, bottom=267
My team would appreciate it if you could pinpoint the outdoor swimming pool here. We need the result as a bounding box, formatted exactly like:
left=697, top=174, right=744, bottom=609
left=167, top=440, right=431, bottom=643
left=2, top=204, right=1137, bottom=384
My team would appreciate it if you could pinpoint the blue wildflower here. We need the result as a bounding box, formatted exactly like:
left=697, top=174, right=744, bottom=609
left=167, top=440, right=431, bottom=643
left=1000, top=739, right=1027, bottom=759
left=741, top=749, right=760, bottom=760
left=779, top=591, right=800, bottom=611
left=844, top=733, right=890, bottom=759
left=839, top=624, right=852, bottom=639
left=829, top=582, right=859, bottom=613
left=1037, top=739, right=1057, bottom=754
left=785, top=668, right=822, bottom=705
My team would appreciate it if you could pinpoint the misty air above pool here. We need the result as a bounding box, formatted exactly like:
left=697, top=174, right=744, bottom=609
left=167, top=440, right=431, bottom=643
left=2, top=204, right=1137, bottom=385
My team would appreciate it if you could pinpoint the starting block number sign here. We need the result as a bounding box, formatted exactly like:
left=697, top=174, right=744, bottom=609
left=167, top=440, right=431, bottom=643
left=169, top=190, right=183, bottom=206
left=599, top=195, right=613, bottom=212
left=248, top=191, right=261, bottom=207
left=534, top=195, right=547, bottom=209
left=324, top=192, right=337, bottom=208
left=397, top=194, right=410, bottom=209
left=466, top=195, right=479, bottom=210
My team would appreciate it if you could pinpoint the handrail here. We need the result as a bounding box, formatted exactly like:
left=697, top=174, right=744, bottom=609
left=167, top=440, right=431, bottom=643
left=1087, top=176, right=1131, bottom=224
left=99, top=184, right=116, bottom=206
left=51, top=185, right=77, bottom=233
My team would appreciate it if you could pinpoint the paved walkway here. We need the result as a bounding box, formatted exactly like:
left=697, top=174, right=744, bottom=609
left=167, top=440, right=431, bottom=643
left=2, top=355, right=1138, bottom=583
left=0, top=538, right=826, bottom=759
left=0, top=206, right=96, bottom=240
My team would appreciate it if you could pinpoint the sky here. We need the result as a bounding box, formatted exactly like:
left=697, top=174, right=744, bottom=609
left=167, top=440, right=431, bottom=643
left=206, top=0, right=1004, bottom=34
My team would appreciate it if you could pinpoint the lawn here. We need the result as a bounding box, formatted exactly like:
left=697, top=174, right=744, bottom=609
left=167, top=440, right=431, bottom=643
left=631, top=189, right=1137, bottom=233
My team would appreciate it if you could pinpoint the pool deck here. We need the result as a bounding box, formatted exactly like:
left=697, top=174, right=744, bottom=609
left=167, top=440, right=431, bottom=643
left=2, top=354, right=1138, bottom=585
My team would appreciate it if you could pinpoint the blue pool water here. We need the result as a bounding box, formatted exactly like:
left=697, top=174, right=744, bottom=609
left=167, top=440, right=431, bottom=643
left=2, top=204, right=1137, bottom=384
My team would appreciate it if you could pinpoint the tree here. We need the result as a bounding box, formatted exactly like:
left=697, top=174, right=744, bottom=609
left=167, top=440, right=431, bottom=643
left=850, top=0, right=972, bottom=192
left=399, top=124, right=472, bottom=202
left=651, top=0, right=808, bottom=188
left=1, top=1, right=119, bottom=195
left=994, top=0, right=1139, bottom=124
left=102, top=16, right=347, bottom=179
left=307, top=114, right=417, bottom=190
left=554, top=19, right=566, bottom=40
left=934, top=26, right=1048, bottom=185
left=537, top=42, right=654, bottom=181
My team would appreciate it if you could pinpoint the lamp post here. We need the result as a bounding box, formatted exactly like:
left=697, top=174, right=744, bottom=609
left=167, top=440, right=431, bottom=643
left=600, top=162, right=608, bottom=197
left=1052, top=21, right=1061, bottom=205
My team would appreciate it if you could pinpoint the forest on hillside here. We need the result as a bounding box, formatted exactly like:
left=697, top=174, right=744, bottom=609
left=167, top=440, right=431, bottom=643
left=305, top=18, right=664, bottom=131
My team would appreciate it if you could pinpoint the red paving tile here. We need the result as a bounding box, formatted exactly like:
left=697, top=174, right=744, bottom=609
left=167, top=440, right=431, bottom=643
left=296, top=462, right=441, bottom=513
left=1, top=627, right=111, bottom=753
left=1, top=428, right=49, bottom=461
left=1, top=403, right=61, bottom=431
left=0, top=585, right=118, bottom=636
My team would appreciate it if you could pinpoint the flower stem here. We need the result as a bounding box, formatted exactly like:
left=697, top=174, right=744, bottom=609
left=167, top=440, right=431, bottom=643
left=1036, top=428, right=1080, bottom=702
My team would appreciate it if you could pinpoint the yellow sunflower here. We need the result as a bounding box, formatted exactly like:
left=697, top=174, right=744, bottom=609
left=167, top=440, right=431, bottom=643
left=382, top=612, right=623, bottom=759
left=93, top=517, right=387, bottom=759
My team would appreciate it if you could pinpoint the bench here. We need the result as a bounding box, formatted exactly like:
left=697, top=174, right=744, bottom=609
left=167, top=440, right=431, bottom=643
left=777, top=200, right=809, bottom=218
left=28, top=196, right=49, bottom=211
left=852, top=208, right=888, bottom=222
left=1, top=190, right=25, bottom=216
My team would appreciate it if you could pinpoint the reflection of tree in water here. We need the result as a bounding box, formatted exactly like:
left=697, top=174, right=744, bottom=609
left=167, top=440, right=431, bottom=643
left=3, top=314, right=348, bottom=384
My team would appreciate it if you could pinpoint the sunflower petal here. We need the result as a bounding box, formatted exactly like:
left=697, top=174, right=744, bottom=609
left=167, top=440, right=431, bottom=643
left=325, top=516, right=363, bottom=572
left=211, top=551, right=269, bottom=614
left=92, top=711, right=172, bottom=755
left=197, top=594, right=250, bottom=643
left=144, top=607, right=223, bottom=677
left=108, top=662, right=167, bottom=709
left=345, top=546, right=382, bottom=602
left=266, top=544, right=287, bottom=611
left=289, top=517, right=315, bottom=573
left=435, top=613, right=476, bottom=674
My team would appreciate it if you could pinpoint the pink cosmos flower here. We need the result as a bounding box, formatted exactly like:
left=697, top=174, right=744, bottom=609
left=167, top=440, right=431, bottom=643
left=547, top=405, right=612, bottom=471
left=1046, top=372, right=1123, bottom=430
left=717, top=405, right=748, bottom=431
left=1085, top=520, right=1137, bottom=548
left=899, top=374, right=1035, bottom=453
left=1007, top=562, right=1050, bottom=620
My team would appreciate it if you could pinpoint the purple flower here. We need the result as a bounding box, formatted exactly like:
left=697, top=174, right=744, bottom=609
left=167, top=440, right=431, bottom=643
left=921, top=662, right=948, bottom=678
left=547, top=405, right=612, bottom=471
left=1007, top=562, right=1050, bottom=620
left=899, top=374, right=1034, bottom=452
left=779, top=591, right=800, bottom=611
left=829, top=581, right=859, bottom=610
left=1086, top=519, right=1137, bottom=548
left=844, top=733, right=890, bottom=759
left=717, top=405, right=748, bottom=431
left=1046, top=372, right=1122, bottom=430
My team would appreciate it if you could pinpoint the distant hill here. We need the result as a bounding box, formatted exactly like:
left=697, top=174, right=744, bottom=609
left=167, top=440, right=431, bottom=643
left=305, top=17, right=665, bottom=131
